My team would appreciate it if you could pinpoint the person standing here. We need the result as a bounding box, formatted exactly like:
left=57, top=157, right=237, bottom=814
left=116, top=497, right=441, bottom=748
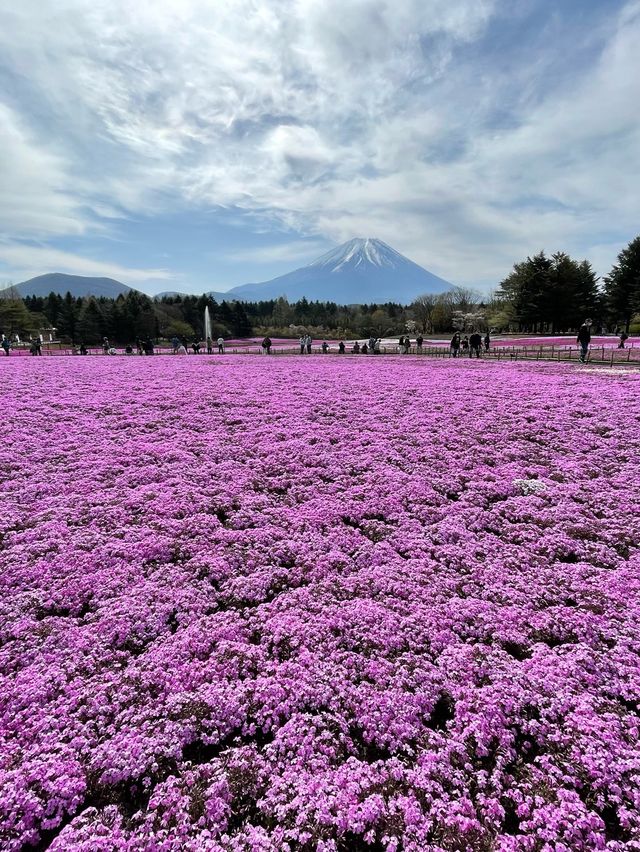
left=450, top=333, right=461, bottom=358
left=217, top=336, right=225, bottom=354
left=321, top=341, right=329, bottom=353
left=484, top=332, right=490, bottom=352
left=206, top=336, right=213, bottom=354
left=305, top=334, right=312, bottom=355
left=2, top=336, right=11, bottom=356
left=416, top=335, right=424, bottom=352
left=102, top=337, right=110, bottom=355
left=338, top=340, right=345, bottom=354
left=299, top=335, right=306, bottom=355
left=262, top=336, right=272, bottom=354
left=403, top=337, right=411, bottom=354
left=577, top=319, right=592, bottom=363
left=618, top=331, right=628, bottom=349
left=469, top=331, right=482, bottom=358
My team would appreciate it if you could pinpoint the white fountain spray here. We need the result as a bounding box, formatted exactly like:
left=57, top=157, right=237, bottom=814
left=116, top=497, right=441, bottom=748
left=204, top=306, right=212, bottom=343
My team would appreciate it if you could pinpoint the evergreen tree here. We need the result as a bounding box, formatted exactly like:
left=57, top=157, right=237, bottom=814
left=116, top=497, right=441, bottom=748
left=76, top=298, right=104, bottom=343
left=604, top=235, right=640, bottom=332
left=0, top=288, right=35, bottom=337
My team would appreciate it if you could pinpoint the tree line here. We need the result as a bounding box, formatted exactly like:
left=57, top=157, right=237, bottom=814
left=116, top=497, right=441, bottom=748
left=1, top=235, right=639, bottom=342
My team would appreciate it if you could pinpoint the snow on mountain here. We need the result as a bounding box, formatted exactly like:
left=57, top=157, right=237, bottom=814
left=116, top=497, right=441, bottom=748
left=226, top=238, right=453, bottom=304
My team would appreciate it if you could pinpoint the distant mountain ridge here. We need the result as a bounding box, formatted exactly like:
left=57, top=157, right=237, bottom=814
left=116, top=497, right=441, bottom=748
left=6, top=239, right=454, bottom=304
left=222, top=238, right=453, bottom=304
left=9, top=273, right=135, bottom=299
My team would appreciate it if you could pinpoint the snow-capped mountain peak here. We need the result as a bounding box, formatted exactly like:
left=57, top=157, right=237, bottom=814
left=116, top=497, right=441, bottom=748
left=308, top=238, right=405, bottom=273
left=225, top=237, right=454, bottom=303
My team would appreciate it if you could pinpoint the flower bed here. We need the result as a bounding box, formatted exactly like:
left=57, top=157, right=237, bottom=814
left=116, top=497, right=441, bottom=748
left=1, top=357, right=639, bottom=851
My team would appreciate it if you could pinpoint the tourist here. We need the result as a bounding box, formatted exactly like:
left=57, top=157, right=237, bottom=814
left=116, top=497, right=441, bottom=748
left=618, top=331, right=628, bottom=349
left=144, top=339, right=154, bottom=356
left=217, top=337, right=225, bottom=354
left=125, top=344, right=133, bottom=355
left=374, top=338, right=381, bottom=354
left=322, top=341, right=329, bottom=353
left=461, top=335, right=469, bottom=352
left=469, top=331, right=482, bottom=358
left=484, top=332, right=490, bottom=352
left=108, top=346, right=118, bottom=356
left=398, top=335, right=405, bottom=352
left=368, top=335, right=376, bottom=352
left=137, top=338, right=144, bottom=355
left=361, top=343, right=369, bottom=354
left=262, top=336, right=272, bottom=354
left=79, top=343, right=88, bottom=356
left=338, top=341, right=345, bottom=354
left=171, top=336, right=180, bottom=355
left=450, top=333, right=461, bottom=357
left=416, top=335, right=424, bottom=352
left=206, top=336, right=213, bottom=354
left=102, top=337, right=110, bottom=355
left=352, top=341, right=360, bottom=354
left=2, top=336, right=11, bottom=356
left=577, top=319, right=592, bottom=363
left=403, top=337, right=411, bottom=354
left=306, top=334, right=312, bottom=355
left=30, top=338, right=42, bottom=356
left=191, top=341, right=200, bottom=355
left=299, top=335, right=306, bottom=354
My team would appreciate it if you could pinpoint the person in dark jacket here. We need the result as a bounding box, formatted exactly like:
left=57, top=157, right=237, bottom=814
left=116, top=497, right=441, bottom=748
left=577, top=320, right=592, bottom=363
left=338, top=341, right=345, bottom=354
left=484, top=332, right=490, bottom=352
left=450, top=333, right=461, bottom=357
left=261, top=336, right=272, bottom=354
left=469, top=332, right=482, bottom=358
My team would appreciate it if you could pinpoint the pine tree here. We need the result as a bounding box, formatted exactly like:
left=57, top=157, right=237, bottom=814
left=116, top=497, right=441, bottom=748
left=604, top=236, right=640, bottom=332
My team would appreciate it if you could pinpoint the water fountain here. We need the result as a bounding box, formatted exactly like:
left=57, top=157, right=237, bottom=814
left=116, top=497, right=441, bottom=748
left=204, top=306, right=212, bottom=342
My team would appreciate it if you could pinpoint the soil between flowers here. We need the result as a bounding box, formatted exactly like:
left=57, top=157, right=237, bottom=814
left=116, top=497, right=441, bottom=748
left=1, top=357, right=639, bottom=851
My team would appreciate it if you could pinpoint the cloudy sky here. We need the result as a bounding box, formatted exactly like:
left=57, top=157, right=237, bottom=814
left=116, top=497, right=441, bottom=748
left=1, top=0, right=639, bottom=295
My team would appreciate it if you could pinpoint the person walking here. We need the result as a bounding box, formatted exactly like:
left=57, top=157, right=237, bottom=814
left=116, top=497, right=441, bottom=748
left=299, top=335, right=306, bottom=355
left=450, top=333, right=461, bottom=357
left=484, top=332, right=490, bottom=352
left=416, top=335, right=424, bottom=353
left=305, top=334, right=312, bottom=355
left=262, top=336, right=272, bottom=354
left=461, top=335, right=469, bottom=352
left=398, top=335, right=405, bottom=352
left=618, top=331, right=628, bottom=349
left=102, top=337, right=110, bottom=355
left=217, top=336, right=225, bottom=354
left=577, top=319, right=592, bottom=363
left=469, top=331, right=482, bottom=358
left=403, top=337, right=411, bottom=354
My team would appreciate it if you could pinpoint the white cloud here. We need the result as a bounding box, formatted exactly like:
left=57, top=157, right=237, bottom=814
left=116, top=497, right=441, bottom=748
left=221, top=239, right=329, bottom=265
left=0, top=0, right=638, bottom=287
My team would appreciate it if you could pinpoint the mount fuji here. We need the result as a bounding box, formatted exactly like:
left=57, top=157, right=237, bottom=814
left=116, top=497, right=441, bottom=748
left=224, top=238, right=453, bottom=304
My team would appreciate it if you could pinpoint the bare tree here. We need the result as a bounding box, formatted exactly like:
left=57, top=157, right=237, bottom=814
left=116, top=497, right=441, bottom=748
left=411, top=293, right=439, bottom=333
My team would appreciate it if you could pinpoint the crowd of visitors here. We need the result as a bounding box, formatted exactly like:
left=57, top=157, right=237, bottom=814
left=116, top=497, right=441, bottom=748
left=0, top=322, right=628, bottom=360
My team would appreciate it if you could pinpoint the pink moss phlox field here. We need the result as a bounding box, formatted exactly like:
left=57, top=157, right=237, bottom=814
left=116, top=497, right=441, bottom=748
left=1, top=357, right=640, bottom=851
